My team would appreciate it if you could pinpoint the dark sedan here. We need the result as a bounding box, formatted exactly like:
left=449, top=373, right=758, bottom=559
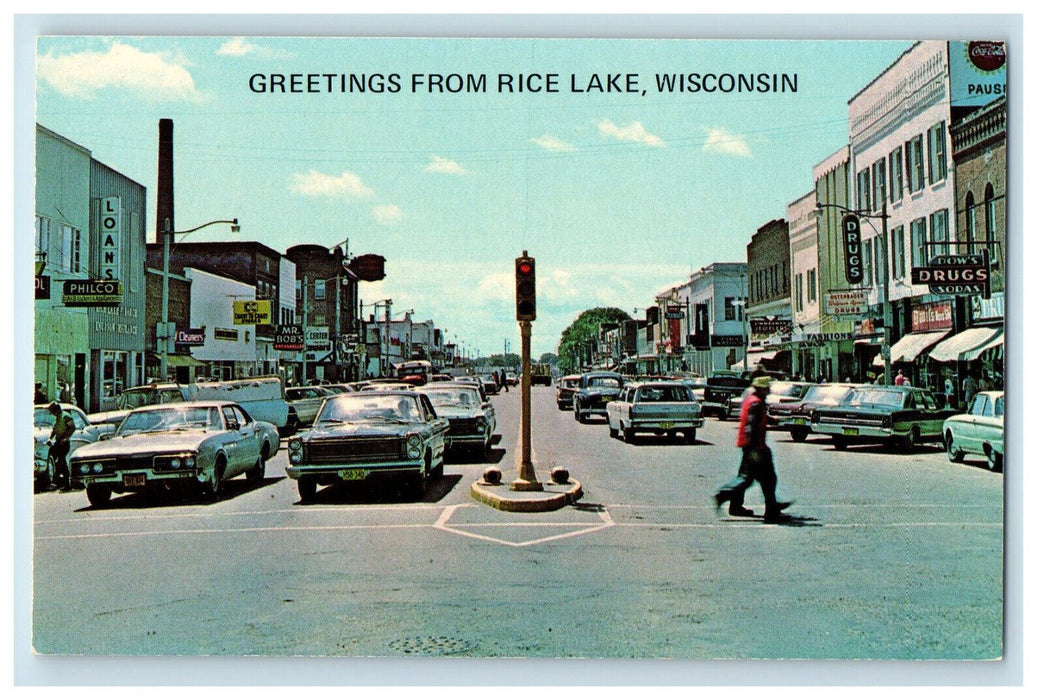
left=811, top=385, right=957, bottom=451
left=769, top=382, right=856, bottom=441
left=572, top=371, right=625, bottom=422
left=285, top=390, right=449, bottom=501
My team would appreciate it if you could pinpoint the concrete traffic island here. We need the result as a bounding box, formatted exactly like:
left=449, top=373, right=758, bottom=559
left=471, top=470, right=583, bottom=512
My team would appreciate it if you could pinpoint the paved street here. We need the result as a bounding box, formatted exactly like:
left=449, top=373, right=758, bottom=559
left=32, top=386, right=1003, bottom=660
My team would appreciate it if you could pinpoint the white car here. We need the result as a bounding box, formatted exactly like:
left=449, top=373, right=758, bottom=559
left=70, top=401, right=280, bottom=507
left=943, top=391, right=1004, bottom=471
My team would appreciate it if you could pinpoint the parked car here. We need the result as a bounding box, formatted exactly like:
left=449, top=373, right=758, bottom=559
left=606, top=381, right=704, bottom=443
left=556, top=374, right=582, bottom=410
left=285, top=390, right=449, bottom=502
left=284, top=386, right=335, bottom=426
left=943, top=391, right=1004, bottom=471
left=69, top=401, right=280, bottom=507
left=769, top=383, right=857, bottom=441
left=318, top=383, right=357, bottom=394
left=504, top=372, right=519, bottom=386
left=88, top=377, right=296, bottom=436
left=33, top=403, right=115, bottom=492
left=573, top=371, right=625, bottom=422
left=480, top=374, right=500, bottom=395
left=811, top=385, right=958, bottom=451
left=726, top=381, right=813, bottom=420
left=417, top=384, right=496, bottom=457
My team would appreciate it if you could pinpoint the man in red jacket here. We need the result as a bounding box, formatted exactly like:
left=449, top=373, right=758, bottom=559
left=713, top=375, right=791, bottom=523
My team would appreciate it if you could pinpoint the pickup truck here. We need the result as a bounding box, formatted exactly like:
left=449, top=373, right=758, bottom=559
left=88, top=376, right=297, bottom=435
left=606, top=380, right=704, bottom=443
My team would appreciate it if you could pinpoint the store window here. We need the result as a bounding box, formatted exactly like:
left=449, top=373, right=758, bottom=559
left=872, top=158, right=886, bottom=212
left=984, top=183, right=997, bottom=261
left=906, top=135, right=925, bottom=193
left=928, top=121, right=947, bottom=184
left=891, top=225, right=906, bottom=279
left=102, top=350, right=128, bottom=401
left=964, top=192, right=976, bottom=247
left=930, top=209, right=949, bottom=257
left=889, top=147, right=904, bottom=204
left=60, top=224, right=82, bottom=273
left=911, top=217, right=928, bottom=268
left=35, top=215, right=51, bottom=259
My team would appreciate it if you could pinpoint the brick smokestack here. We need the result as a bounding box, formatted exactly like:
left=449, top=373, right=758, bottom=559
left=156, top=118, right=174, bottom=239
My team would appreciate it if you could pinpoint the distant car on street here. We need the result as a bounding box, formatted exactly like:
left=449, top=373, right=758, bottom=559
left=284, top=386, right=335, bottom=426
left=726, top=380, right=812, bottom=420
left=69, top=401, right=279, bottom=507
left=572, top=371, right=625, bottom=422
left=769, top=382, right=856, bottom=441
left=943, top=391, right=1004, bottom=471
left=417, top=384, right=496, bottom=457
left=811, top=385, right=957, bottom=451
left=556, top=374, right=582, bottom=410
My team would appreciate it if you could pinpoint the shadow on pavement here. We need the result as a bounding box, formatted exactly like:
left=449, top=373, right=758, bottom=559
left=76, top=476, right=285, bottom=512
left=298, top=474, right=464, bottom=505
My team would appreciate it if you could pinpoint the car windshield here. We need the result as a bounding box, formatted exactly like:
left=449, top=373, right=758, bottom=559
left=117, top=406, right=219, bottom=435
left=841, top=388, right=906, bottom=409
left=803, top=385, right=853, bottom=404
left=771, top=382, right=808, bottom=398
left=637, top=385, right=693, bottom=402
left=421, top=388, right=479, bottom=407
left=317, top=394, right=422, bottom=423
left=588, top=377, right=622, bottom=388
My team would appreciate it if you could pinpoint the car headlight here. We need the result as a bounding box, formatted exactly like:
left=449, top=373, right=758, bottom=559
left=406, top=433, right=423, bottom=459
left=171, top=457, right=182, bottom=468
left=289, top=438, right=303, bottom=464
left=475, top=417, right=487, bottom=431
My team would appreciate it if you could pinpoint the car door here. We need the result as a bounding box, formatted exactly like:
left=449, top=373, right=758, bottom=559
left=218, top=405, right=249, bottom=475
left=965, top=394, right=990, bottom=452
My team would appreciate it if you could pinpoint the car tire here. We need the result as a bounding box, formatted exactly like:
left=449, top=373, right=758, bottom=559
left=608, top=424, right=619, bottom=439
left=900, top=427, right=920, bottom=453
left=987, top=448, right=1003, bottom=473
left=574, top=406, right=585, bottom=423
left=246, top=458, right=264, bottom=485
left=85, top=484, right=111, bottom=507
left=831, top=436, right=849, bottom=450
left=297, top=477, right=317, bottom=502
left=790, top=427, right=810, bottom=442
left=622, top=427, right=635, bottom=443
left=944, top=431, right=965, bottom=463
left=202, top=459, right=224, bottom=500
left=682, top=428, right=697, bottom=445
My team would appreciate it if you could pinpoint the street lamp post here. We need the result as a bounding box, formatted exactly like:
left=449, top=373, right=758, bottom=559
left=816, top=201, right=891, bottom=383
left=159, top=218, right=239, bottom=381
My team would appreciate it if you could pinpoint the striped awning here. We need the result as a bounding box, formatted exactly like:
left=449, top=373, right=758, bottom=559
left=929, top=326, right=1004, bottom=363
left=888, top=330, right=949, bottom=363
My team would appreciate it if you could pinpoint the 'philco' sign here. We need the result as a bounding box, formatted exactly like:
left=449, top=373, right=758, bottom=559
left=842, top=213, right=863, bottom=284
left=62, top=279, right=122, bottom=307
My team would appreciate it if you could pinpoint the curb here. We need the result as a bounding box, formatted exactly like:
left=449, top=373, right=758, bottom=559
left=470, top=477, right=583, bottom=512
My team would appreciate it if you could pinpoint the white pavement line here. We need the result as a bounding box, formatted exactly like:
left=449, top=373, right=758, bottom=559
left=35, top=523, right=433, bottom=541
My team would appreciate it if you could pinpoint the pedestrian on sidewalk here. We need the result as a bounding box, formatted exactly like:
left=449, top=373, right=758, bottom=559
left=713, top=375, right=791, bottom=523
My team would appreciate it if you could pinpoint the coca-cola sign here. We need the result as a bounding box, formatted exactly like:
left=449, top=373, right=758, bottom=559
left=968, top=41, right=1006, bottom=72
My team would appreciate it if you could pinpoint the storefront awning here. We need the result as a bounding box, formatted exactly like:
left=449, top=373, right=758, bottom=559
left=928, top=326, right=1004, bottom=363
left=150, top=353, right=205, bottom=367
left=888, top=330, right=949, bottom=363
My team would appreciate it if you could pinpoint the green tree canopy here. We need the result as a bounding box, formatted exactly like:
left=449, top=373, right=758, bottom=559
left=556, top=307, right=632, bottom=373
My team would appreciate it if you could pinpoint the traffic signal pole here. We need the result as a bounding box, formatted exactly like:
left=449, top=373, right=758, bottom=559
left=512, top=251, right=542, bottom=491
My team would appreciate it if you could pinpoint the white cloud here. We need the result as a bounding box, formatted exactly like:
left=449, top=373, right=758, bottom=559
left=425, top=156, right=468, bottom=175
left=290, top=170, right=374, bottom=199
left=701, top=127, right=753, bottom=158
left=596, top=119, right=664, bottom=147
left=37, top=41, right=202, bottom=101
left=373, top=205, right=403, bottom=225
left=216, top=38, right=256, bottom=57
left=531, top=135, right=576, bottom=152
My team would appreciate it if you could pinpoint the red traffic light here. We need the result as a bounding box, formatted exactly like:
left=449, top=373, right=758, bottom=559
left=518, top=261, right=533, bottom=275
left=515, top=254, right=536, bottom=321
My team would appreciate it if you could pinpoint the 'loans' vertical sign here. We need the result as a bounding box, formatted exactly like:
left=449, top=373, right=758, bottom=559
left=100, top=197, right=121, bottom=280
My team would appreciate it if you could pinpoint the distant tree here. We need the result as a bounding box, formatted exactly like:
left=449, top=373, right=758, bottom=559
left=557, top=307, right=631, bottom=373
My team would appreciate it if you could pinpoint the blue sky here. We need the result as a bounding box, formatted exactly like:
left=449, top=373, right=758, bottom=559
left=34, top=34, right=913, bottom=357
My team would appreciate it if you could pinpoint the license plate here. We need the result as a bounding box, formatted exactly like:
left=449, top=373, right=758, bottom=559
left=338, top=468, right=366, bottom=481
left=600, top=396, right=611, bottom=403
left=123, top=473, right=146, bottom=487
left=659, top=421, right=675, bottom=429
left=792, top=418, right=807, bottom=425
left=843, top=428, right=858, bottom=436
